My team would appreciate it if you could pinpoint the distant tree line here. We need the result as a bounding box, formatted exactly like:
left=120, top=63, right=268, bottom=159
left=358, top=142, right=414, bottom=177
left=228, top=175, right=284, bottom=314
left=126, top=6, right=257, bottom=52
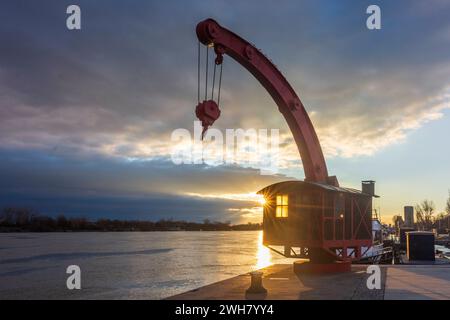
left=392, top=191, right=450, bottom=233
left=0, top=207, right=262, bottom=232
left=415, top=197, right=450, bottom=233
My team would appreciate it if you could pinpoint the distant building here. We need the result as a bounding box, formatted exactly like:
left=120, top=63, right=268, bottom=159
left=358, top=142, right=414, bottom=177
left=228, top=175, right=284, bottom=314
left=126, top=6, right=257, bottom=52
left=404, top=206, right=414, bottom=227
left=392, top=215, right=404, bottom=236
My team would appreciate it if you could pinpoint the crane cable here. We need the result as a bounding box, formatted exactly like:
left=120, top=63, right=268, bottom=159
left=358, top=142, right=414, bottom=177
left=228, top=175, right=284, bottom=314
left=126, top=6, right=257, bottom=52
left=197, top=42, right=223, bottom=106
left=205, top=46, right=209, bottom=101
left=197, top=42, right=200, bottom=104
left=217, top=62, right=223, bottom=107
left=211, top=63, right=216, bottom=100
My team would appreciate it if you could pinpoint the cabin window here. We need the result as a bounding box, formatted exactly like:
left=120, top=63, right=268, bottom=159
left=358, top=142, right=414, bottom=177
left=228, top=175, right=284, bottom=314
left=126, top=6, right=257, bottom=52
left=276, top=195, right=288, bottom=218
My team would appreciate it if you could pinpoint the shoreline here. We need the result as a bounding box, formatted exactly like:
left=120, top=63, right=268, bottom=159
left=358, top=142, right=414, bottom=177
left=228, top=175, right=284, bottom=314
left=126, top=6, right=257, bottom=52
left=0, top=229, right=262, bottom=233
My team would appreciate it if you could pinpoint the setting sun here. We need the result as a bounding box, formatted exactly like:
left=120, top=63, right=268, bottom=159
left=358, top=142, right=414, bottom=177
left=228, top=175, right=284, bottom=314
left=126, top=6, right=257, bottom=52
left=258, top=197, right=267, bottom=206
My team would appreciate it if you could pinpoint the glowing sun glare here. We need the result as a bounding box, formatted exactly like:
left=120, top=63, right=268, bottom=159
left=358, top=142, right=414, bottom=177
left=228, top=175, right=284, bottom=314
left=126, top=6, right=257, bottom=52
left=255, top=231, right=272, bottom=270
left=258, top=197, right=267, bottom=206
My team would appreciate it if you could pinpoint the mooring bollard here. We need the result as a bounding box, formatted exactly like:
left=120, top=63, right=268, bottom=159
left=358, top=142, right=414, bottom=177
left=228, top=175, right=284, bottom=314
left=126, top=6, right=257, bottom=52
left=246, top=271, right=267, bottom=294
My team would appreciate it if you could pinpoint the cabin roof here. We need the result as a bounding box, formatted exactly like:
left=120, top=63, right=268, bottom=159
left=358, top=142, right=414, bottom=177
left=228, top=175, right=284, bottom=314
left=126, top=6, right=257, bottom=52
left=257, top=180, right=373, bottom=197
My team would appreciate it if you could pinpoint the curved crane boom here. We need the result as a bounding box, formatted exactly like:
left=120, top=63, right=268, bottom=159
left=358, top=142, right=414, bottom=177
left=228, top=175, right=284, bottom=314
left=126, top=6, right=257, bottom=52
left=196, top=19, right=336, bottom=185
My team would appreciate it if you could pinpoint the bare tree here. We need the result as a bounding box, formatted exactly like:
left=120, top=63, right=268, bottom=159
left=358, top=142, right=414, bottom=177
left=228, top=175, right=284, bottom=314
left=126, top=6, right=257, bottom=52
left=415, top=200, right=435, bottom=231
left=435, top=212, right=446, bottom=231
left=436, top=212, right=446, bottom=220
left=392, top=215, right=403, bottom=228
left=446, top=190, right=450, bottom=216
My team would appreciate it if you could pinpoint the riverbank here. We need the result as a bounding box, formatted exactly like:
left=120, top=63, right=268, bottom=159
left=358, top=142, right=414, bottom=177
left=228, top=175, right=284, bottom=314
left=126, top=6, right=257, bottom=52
left=168, top=263, right=450, bottom=300
left=0, top=210, right=261, bottom=232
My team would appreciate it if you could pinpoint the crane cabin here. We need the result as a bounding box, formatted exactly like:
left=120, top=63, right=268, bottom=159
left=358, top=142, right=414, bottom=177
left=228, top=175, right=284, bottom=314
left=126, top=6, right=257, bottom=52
left=258, top=180, right=377, bottom=262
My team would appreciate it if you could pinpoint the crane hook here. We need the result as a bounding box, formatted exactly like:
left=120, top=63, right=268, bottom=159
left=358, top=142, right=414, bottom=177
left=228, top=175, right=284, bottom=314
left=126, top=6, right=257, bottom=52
left=195, top=100, right=221, bottom=140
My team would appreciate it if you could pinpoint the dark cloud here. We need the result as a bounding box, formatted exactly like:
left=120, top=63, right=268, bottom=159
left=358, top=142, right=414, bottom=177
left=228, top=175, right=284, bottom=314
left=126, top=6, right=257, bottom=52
left=0, top=149, right=287, bottom=221
left=2, top=188, right=251, bottom=222
left=0, top=1, right=449, bottom=220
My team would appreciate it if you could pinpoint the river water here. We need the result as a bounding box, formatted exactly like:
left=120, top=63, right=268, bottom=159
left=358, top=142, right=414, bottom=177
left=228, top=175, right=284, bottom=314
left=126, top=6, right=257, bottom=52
left=0, top=231, right=290, bottom=299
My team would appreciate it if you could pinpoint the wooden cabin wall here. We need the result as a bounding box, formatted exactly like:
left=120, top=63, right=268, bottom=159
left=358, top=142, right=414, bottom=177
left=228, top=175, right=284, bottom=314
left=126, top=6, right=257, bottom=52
left=262, top=186, right=372, bottom=247
left=354, top=195, right=372, bottom=240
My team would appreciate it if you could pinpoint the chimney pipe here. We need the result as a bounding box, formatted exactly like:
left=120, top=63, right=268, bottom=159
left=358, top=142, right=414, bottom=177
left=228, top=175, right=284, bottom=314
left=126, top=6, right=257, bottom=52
left=362, top=180, right=376, bottom=197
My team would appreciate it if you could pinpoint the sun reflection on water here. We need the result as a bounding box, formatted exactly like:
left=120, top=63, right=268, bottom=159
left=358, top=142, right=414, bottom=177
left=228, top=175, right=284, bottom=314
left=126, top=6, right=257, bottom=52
left=255, top=230, right=272, bottom=270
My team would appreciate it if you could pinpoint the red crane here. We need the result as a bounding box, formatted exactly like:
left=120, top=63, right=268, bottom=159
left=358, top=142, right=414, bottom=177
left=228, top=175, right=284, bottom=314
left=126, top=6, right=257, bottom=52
left=195, top=19, right=374, bottom=271
left=195, top=18, right=338, bottom=186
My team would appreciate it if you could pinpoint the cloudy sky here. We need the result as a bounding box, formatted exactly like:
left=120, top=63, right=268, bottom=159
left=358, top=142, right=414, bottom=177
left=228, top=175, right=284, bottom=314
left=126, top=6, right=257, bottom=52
left=1, top=0, right=449, bottom=223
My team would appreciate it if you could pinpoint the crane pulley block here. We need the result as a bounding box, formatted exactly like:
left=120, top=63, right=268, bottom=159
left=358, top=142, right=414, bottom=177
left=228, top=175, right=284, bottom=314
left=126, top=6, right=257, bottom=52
left=195, top=100, right=221, bottom=139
